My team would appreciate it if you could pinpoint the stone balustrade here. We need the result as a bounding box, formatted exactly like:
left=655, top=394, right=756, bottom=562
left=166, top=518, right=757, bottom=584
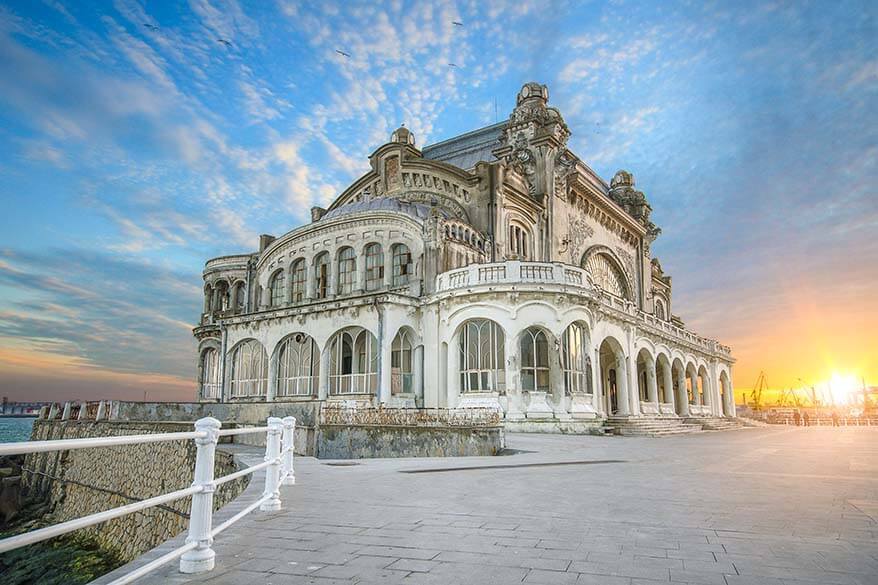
left=435, top=260, right=731, bottom=358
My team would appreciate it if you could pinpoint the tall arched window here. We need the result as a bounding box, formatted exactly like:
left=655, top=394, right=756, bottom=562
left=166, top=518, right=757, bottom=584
left=508, top=222, right=530, bottom=260
left=233, top=283, right=246, bottom=313
left=229, top=339, right=268, bottom=398
left=520, top=327, right=550, bottom=392
left=269, top=270, right=285, bottom=307
left=290, top=259, right=306, bottom=303
left=204, top=285, right=213, bottom=313
left=364, top=243, right=383, bottom=291
left=200, top=348, right=221, bottom=399
left=583, top=252, right=629, bottom=299
left=391, top=243, right=412, bottom=287
left=459, top=319, right=505, bottom=393
left=562, top=322, right=592, bottom=394
left=328, top=328, right=378, bottom=394
left=276, top=333, right=318, bottom=396
left=337, top=247, right=356, bottom=295
left=655, top=297, right=667, bottom=320
left=391, top=329, right=413, bottom=394
left=314, top=252, right=330, bottom=299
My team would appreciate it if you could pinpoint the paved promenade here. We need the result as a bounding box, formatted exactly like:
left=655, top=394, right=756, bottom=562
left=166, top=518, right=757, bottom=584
left=113, top=427, right=877, bottom=585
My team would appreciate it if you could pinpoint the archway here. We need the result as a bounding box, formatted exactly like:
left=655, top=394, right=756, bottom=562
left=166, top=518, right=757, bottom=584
left=457, top=319, right=506, bottom=393
left=656, top=354, right=674, bottom=407
left=561, top=321, right=592, bottom=395
left=275, top=333, right=319, bottom=397
left=326, top=327, right=378, bottom=395
left=199, top=347, right=221, bottom=400
left=228, top=339, right=268, bottom=399
left=636, top=348, right=656, bottom=404
left=672, top=358, right=688, bottom=416
left=719, top=371, right=732, bottom=416
left=598, top=337, right=628, bottom=415
left=698, top=365, right=711, bottom=410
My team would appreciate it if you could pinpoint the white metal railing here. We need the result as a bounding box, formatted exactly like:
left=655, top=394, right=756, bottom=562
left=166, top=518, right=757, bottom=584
left=329, top=373, right=378, bottom=395
left=0, top=416, right=297, bottom=584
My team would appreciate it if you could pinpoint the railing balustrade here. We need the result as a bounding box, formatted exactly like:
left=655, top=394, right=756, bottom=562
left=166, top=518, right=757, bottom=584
left=434, top=260, right=732, bottom=358
left=0, top=416, right=298, bottom=584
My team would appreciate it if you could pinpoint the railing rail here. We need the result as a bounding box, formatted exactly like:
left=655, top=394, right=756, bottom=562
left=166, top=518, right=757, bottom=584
left=0, top=415, right=298, bottom=584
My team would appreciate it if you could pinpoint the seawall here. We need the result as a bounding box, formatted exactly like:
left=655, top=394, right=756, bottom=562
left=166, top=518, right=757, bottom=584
left=22, top=421, right=249, bottom=562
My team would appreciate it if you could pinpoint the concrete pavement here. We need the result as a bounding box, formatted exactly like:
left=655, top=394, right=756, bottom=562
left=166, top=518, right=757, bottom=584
left=108, top=427, right=878, bottom=585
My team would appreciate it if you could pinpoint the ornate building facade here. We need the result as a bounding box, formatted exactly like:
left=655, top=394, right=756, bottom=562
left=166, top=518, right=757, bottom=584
left=194, top=83, right=735, bottom=427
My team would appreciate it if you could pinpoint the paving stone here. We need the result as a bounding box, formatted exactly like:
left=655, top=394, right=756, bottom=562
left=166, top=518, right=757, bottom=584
left=105, top=430, right=878, bottom=585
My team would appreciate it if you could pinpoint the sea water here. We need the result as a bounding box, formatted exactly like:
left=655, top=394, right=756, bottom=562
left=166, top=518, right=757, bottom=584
left=0, top=417, right=36, bottom=442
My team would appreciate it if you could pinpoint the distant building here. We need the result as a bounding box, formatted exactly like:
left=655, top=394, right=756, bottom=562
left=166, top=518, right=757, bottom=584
left=194, top=83, right=735, bottom=423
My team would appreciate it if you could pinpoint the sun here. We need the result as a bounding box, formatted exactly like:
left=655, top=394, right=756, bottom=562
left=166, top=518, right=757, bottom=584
left=828, top=373, right=860, bottom=405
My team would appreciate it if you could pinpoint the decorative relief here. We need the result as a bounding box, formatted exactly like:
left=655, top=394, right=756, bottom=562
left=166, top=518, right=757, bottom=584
left=615, top=246, right=636, bottom=277
left=567, top=215, right=595, bottom=263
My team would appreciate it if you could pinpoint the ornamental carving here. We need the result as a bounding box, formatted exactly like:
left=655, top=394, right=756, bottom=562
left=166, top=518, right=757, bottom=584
left=567, top=215, right=595, bottom=263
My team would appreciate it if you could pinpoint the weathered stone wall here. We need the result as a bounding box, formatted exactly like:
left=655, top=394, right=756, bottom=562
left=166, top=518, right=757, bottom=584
left=103, top=401, right=318, bottom=452
left=23, top=421, right=249, bottom=562
left=315, top=425, right=504, bottom=459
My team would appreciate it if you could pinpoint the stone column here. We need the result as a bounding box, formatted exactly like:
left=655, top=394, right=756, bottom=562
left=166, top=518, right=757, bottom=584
left=384, top=246, right=394, bottom=289
left=662, top=363, right=675, bottom=414
left=379, top=339, right=392, bottom=404
left=727, top=375, right=737, bottom=417
left=615, top=355, right=630, bottom=416
left=259, top=285, right=270, bottom=310
left=447, top=336, right=460, bottom=408
left=318, top=349, right=330, bottom=400
left=647, top=362, right=659, bottom=412
left=627, top=354, right=640, bottom=416
left=329, top=256, right=339, bottom=298
left=677, top=371, right=690, bottom=416
left=591, top=348, right=602, bottom=415
left=267, top=349, right=277, bottom=402
left=504, top=333, right=524, bottom=420
left=412, top=345, right=424, bottom=404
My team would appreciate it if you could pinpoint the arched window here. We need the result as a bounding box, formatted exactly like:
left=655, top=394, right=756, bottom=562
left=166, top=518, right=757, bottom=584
left=520, top=328, right=550, bottom=392
left=655, top=298, right=667, bottom=320
left=364, top=243, right=383, bottom=291
left=562, top=322, right=592, bottom=394
left=508, top=222, right=530, bottom=260
left=204, top=285, right=213, bottom=312
left=391, top=244, right=412, bottom=287
left=269, top=270, right=285, bottom=307
left=276, top=333, right=318, bottom=396
left=290, top=259, right=306, bottom=303
left=200, top=348, right=221, bottom=399
left=391, top=329, right=413, bottom=394
left=229, top=339, right=268, bottom=398
left=328, top=328, right=378, bottom=394
left=459, top=319, right=505, bottom=393
left=314, top=252, right=330, bottom=299
left=337, top=247, right=356, bottom=295
left=583, top=252, right=629, bottom=299
left=234, top=283, right=246, bottom=313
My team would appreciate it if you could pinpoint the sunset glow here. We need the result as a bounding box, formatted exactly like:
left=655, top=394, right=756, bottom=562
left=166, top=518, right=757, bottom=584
left=0, top=2, right=874, bottom=403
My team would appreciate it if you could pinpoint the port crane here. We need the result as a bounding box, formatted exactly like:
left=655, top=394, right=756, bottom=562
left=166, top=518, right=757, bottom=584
left=750, top=371, right=768, bottom=409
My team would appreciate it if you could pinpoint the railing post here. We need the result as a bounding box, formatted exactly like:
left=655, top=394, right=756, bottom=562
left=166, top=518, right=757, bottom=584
left=260, top=417, right=283, bottom=511
left=180, top=417, right=221, bottom=574
left=95, top=401, right=105, bottom=421
left=281, top=416, right=296, bottom=485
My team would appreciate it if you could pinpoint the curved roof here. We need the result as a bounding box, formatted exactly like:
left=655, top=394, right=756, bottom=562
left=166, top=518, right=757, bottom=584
left=321, top=197, right=450, bottom=223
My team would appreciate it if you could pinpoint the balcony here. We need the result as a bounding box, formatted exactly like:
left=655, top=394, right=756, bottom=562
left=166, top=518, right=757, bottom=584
left=435, top=261, right=731, bottom=359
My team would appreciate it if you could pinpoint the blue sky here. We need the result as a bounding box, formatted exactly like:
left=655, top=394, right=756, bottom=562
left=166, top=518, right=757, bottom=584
left=0, top=0, right=875, bottom=401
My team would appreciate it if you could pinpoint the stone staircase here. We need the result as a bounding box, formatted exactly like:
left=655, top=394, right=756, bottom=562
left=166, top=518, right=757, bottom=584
left=683, top=416, right=746, bottom=431
left=604, top=416, right=703, bottom=437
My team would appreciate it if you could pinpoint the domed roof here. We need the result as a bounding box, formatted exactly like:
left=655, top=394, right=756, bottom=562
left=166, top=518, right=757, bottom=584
left=322, top=197, right=449, bottom=223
